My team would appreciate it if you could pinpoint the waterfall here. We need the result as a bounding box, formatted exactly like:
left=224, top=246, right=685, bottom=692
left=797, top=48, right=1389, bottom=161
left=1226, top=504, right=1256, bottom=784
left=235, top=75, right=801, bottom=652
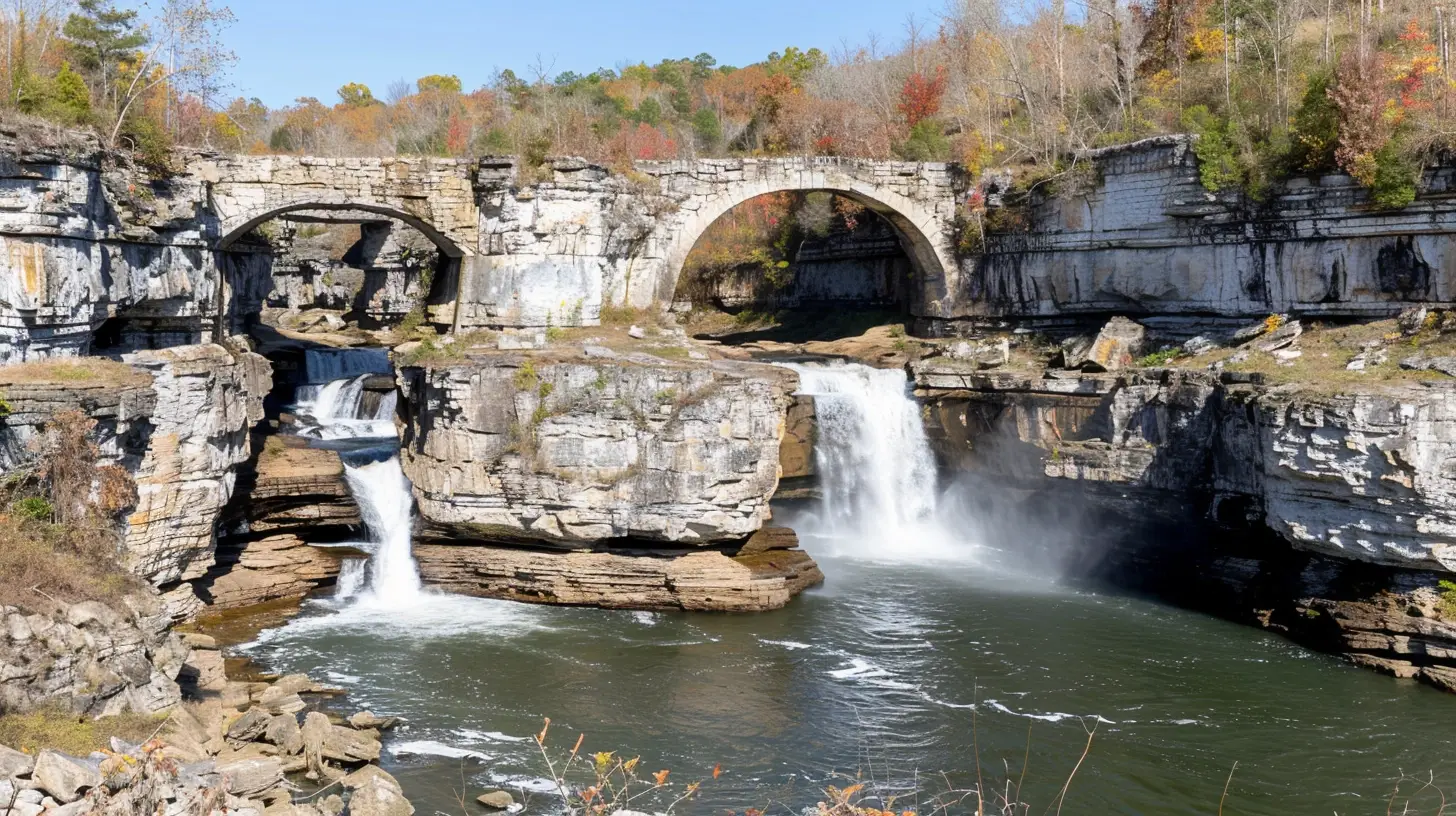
left=781, top=361, right=963, bottom=560
left=304, top=348, right=392, bottom=382
left=341, top=451, right=422, bottom=603
left=291, top=349, right=423, bottom=605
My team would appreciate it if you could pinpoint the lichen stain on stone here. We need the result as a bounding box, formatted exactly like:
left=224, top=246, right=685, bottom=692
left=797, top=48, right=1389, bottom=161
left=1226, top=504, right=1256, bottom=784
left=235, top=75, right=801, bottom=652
left=8, top=240, right=46, bottom=301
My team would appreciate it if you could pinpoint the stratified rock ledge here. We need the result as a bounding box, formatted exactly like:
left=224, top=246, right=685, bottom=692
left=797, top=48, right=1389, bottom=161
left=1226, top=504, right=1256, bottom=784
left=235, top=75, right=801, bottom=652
left=413, top=527, right=823, bottom=612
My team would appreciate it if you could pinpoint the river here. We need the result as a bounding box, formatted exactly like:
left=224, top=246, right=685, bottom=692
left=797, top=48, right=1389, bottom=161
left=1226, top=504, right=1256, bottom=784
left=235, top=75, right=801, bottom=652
left=239, top=358, right=1456, bottom=815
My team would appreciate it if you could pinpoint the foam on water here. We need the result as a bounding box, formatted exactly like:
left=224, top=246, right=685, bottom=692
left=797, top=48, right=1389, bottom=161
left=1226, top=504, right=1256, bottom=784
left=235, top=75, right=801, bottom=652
left=392, top=741, right=491, bottom=761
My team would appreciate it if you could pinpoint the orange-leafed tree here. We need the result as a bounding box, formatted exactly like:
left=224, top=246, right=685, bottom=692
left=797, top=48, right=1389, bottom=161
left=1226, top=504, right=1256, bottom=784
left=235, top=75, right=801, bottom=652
left=897, top=65, right=946, bottom=127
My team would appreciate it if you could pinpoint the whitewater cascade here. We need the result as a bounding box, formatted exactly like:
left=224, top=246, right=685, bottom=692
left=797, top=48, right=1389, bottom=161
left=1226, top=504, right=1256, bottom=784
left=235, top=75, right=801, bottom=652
left=781, top=361, right=961, bottom=559
left=294, top=352, right=422, bottom=605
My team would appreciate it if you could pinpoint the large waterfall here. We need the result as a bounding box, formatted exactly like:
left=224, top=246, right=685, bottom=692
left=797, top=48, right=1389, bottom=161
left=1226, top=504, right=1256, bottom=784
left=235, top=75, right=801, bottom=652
left=781, top=361, right=963, bottom=560
left=294, top=351, right=421, bottom=605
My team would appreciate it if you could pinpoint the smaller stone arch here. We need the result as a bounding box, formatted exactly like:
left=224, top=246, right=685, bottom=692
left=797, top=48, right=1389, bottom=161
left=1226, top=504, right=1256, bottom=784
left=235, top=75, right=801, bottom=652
left=217, top=202, right=471, bottom=259
left=215, top=202, right=470, bottom=333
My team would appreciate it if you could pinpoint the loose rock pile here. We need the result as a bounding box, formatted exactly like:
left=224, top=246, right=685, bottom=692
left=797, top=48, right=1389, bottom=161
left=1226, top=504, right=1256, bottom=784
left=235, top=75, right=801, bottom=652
left=0, top=662, right=417, bottom=816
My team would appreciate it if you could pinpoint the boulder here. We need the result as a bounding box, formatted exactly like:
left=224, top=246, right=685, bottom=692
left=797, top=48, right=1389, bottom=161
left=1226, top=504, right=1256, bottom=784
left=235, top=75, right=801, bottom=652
left=264, top=713, right=304, bottom=755
left=347, top=712, right=398, bottom=731
left=341, top=765, right=403, bottom=792
left=348, top=775, right=414, bottom=816
left=0, top=743, right=34, bottom=779
left=1082, top=317, right=1145, bottom=372
left=476, top=790, right=515, bottom=809
left=227, top=707, right=273, bottom=742
left=1251, top=319, right=1303, bottom=353
left=1055, top=335, right=1094, bottom=369
left=32, top=751, right=102, bottom=804
left=321, top=724, right=382, bottom=764
left=946, top=338, right=1009, bottom=370
left=1401, top=354, right=1456, bottom=377
left=217, top=757, right=284, bottom=797
left=178, top=632, right=218, bottom=650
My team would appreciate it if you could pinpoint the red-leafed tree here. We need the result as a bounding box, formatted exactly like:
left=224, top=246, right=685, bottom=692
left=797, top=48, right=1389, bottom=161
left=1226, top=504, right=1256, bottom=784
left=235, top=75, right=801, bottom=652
left=897, top=65, right=946, bottom=127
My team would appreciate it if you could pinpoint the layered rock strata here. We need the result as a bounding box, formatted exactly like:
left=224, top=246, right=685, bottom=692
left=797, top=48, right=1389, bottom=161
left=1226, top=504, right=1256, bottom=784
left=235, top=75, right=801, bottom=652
left=0, top=345, right=270, bottom=604
left=0, top=592, right=188, bottom=716
left=196, top=437, right=356, bottom=608
left=911, top=352, right=1456, bottom=687
left=415, top=527, right=823, bottom=611
left=399, top=351, right=797, bottom=545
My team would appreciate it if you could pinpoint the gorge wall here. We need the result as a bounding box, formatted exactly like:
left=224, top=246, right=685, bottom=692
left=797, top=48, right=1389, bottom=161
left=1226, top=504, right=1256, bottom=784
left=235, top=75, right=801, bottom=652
left=7, top=124, right=1456, bottom=688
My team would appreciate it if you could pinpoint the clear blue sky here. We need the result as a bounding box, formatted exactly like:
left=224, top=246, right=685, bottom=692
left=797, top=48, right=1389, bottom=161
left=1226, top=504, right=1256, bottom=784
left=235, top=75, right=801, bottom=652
left=227, top=0, right=946, bottom=107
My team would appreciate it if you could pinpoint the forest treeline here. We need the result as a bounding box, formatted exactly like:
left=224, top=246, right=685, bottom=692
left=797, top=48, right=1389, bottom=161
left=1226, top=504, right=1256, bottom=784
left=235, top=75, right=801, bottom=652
left=2, top=0, right=1454, bottom=204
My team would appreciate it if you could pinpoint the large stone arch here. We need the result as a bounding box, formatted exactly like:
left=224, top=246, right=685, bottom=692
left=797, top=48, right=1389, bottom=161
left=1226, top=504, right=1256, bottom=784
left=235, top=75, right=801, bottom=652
left=630, top=159, right=962, bottom=317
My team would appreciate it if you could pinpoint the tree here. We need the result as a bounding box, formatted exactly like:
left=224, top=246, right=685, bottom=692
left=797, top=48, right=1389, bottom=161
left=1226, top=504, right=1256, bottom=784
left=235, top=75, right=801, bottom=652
left=107, top=0, right=235, bottom=148
left=62, top=0, right=145, bottom=109
left=417, top=73, right=462, bottom=94
left=898, top=65, right=946, bottom=126
left=691, top=107, right=721, bottom=149
left=337, top=81, right=375, bottom=108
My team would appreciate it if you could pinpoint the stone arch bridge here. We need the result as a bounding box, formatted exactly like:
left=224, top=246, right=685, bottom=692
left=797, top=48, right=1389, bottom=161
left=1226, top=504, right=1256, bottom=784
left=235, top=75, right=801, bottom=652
left=191, top=153, right=966, bottom=329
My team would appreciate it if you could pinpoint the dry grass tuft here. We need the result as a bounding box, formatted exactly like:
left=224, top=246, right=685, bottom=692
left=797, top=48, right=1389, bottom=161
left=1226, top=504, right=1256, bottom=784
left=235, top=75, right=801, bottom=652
left=0, top=410, right=144, bottom=612
left=0, top=358, right=149, bottom=387
left=0, top=704, right=162, bottom=755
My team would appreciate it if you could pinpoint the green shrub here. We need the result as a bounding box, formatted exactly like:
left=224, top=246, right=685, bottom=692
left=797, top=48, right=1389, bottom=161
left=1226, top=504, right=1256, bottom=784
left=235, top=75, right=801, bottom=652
left=1183, top=106, right=1241, bottom=193
left=1289, top=71, right=1340, bottom=174
left=1137, top=348, right=1181, bottom=367
left=514, top=360, right=539, bottom=390
left=119, top=115, right=176, bottom=177
left=1439, top=580, right=1456, bottom=618
left=896, top=120, right=951, bottom=161
left=1371, top=141, right=1420, bottom=210
left=12, top=497, right=52, bottom=521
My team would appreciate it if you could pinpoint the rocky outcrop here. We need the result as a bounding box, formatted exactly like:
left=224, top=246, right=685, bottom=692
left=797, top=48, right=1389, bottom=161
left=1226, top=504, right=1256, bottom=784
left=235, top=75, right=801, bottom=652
left=12, top=663, right=412, bottom=816
left=0, top=592, right=188, bottom=716
left=399, top=351, right=796, bottom=545
left=415, top=527, right=823, bottom=611
left=911, top=343, right=1456, bottom=687
left=120, top=344, right=271, bottom=590
left=196, top=438, right=356, bottom=608
left=916, top=363, right=1456, bottom=574
left=0, top=345, right=270, bottom=606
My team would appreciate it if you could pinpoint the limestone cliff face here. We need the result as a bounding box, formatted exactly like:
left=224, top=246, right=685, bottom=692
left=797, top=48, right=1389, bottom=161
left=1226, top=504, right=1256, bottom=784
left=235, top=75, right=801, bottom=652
left=399, top=353, right=796, bottom=545
left=0, top=592, right=188, bottom=716
left=121, top=345, right=270, bottom=589
left=916, top=362, right=1456, bottom=574
left=0, top=127, right=217, bottom=360
left=0, top=344, right=269, bottom=608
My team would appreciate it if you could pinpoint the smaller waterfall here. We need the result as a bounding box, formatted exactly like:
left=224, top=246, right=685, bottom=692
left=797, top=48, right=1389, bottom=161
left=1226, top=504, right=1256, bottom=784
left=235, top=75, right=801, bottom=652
left=304, top=348, right=392, bottom=383
left=295, top=374, right=397, bottom=441
left=781, top=361, right=964, bottom=560
left=334, top=558, right=368, bottom=600
left=290, top=349, right=423, bottom=606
